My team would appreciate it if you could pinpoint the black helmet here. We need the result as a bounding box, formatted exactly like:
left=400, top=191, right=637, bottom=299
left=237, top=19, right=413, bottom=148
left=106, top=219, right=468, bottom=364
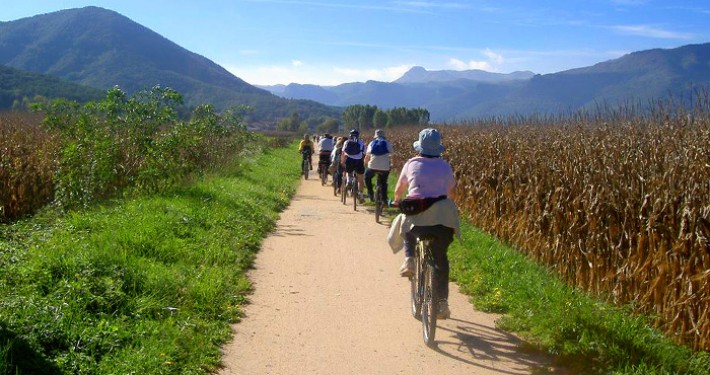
left=349, top=128, right=359, bottom=136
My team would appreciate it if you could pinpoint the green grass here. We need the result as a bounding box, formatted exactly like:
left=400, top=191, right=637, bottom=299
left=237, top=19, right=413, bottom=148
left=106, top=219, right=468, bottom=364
left=449, top=220, right=710, bottom=375
left=0, top=145, right=300, bottom=374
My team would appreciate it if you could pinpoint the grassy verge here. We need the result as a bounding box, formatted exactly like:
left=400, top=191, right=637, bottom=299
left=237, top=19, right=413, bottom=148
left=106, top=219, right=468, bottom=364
left=0, top=145, right=300, bottom=374
left=449, top=220, right=710, bottom=374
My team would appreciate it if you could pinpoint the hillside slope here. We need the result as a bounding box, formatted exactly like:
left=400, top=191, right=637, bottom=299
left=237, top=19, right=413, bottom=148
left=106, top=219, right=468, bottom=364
left=0, top=7, right=339, bottom=124
left=0, top=64, right=104, bottom=108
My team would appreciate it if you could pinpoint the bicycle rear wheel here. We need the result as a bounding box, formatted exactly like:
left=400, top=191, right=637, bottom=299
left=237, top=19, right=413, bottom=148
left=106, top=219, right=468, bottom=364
left=375, top=185, right=382, bottom=223
left=421, top=261, right=438, bottom=347
left=410, top=255, right=422, bottom=320
left=352, top=180, right=358, bottom=211
left=320, top=164, right=327, bottom=185
left=302, top=159, right=309, bottom=179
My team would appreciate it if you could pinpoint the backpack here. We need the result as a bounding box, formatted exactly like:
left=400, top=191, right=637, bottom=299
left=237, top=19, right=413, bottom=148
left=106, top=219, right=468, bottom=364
left=370, top=138, right=388, bottom=156
left=344, top=139, right=362, bottom=156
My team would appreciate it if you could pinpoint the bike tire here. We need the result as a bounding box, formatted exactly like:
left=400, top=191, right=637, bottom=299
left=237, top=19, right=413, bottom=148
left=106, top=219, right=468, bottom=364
left=352, top=182, right=358, bottom=211
left=303, top=159, right=309, bottom=180
left=320, top=166, right=327, bottom=186
left=421, top=259, right=438, bottom=347
left=410, top=254, right=423, bottom=320
left=341, top=180, right=347, bottom=205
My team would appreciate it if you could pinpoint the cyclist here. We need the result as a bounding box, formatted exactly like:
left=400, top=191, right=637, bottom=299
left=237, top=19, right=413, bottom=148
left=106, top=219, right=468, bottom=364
left=364, top=129, right=393, bottom=203
left=331, top=136, right=345, bottom=193
left=388, top=128, right=459, bottom=319
left=341, top=129, right=366, bottom=203
left=317, top=133, right=335, bottom=177
left=299, top=133, right=314, bottom=170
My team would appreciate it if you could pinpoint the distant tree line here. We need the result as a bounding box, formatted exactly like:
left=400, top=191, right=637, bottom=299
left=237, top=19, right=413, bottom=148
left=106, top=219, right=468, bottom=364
left=342, top=104, right=430, bottom=130
left=275, top=104, right=430, bottom=135
left=275, top=113, right=340, bottom=134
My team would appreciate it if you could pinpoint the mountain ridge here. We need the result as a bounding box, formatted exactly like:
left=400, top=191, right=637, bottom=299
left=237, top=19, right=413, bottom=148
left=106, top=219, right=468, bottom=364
left=260, top=43, right=710, bottom=121
left=394, top=66, right=536, bottom=84
left=0, top=6, right=339, bottom=125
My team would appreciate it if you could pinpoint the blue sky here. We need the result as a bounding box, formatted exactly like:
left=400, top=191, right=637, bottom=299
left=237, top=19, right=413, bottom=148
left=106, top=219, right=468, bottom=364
left=3, top=1, right=710, bottom=86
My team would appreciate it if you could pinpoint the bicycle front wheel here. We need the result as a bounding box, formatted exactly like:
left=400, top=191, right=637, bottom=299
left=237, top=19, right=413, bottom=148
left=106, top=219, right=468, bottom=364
left=341, top=180, right=347, bottom=205
left=421, top=261, right=438, bottom=347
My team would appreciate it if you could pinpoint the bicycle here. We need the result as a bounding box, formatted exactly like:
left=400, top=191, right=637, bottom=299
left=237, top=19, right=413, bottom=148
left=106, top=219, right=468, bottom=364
left=318, top=152, right=331, bottom=186
left=373, top=171, right=386, bottom=223
left=410, top=234, right=439, bottom=347
left=319, top=161, right=329, bottom=186
left=301, top=150, right=311, bottom=180
left=341, top=169, right=358, bottom=211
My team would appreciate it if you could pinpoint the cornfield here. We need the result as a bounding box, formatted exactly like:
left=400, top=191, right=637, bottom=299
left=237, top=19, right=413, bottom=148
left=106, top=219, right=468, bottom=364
left=386, top=103, right=710, bottom=352
left=0, top=112, right=57, bottom=221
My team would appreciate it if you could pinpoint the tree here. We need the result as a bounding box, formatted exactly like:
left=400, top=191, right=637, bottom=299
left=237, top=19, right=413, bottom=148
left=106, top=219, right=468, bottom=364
left=317, top=117, right=340, bottom=134
left=373, top=109, right=388, bottom=129
left=276, top=112, right=302, bottom=132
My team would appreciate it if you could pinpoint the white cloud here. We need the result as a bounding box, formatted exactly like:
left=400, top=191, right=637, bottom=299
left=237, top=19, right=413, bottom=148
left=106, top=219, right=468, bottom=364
left=482, top=48, right=504, bottom=65
left=291, top=60, right=303, bottom=67
left=448, top=49, right=505, bottom=71
left=448, top=58, right=491, bottom=70
left=384, top=64, right=415, bottom=79
left=611, top=25, right=694, bottom=39
left=333, top=65, right=412, bottom=82
left=225, top=63, right=415, bottom=85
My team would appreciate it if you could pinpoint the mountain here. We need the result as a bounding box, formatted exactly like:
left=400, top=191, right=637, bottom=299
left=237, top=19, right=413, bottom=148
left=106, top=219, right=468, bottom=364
left=504, top=43, right=710, bottom=115
left=0, top=7, right=339, bottom=125
left=262, top=43, right=710, bottom=121
left=0, top=64, right=104, bottom=108
left=394, top=66, right=535, bottom=84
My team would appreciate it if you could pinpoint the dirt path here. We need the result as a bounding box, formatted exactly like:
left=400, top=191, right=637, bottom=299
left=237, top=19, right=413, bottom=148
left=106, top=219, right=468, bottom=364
left=217, top=172, right=563, bottom=374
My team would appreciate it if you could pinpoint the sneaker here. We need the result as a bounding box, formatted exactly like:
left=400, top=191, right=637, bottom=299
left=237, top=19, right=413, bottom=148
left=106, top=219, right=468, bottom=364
left=437, top=299, right=451, bottom=319
left=399, top=257, right=414, bottom=277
